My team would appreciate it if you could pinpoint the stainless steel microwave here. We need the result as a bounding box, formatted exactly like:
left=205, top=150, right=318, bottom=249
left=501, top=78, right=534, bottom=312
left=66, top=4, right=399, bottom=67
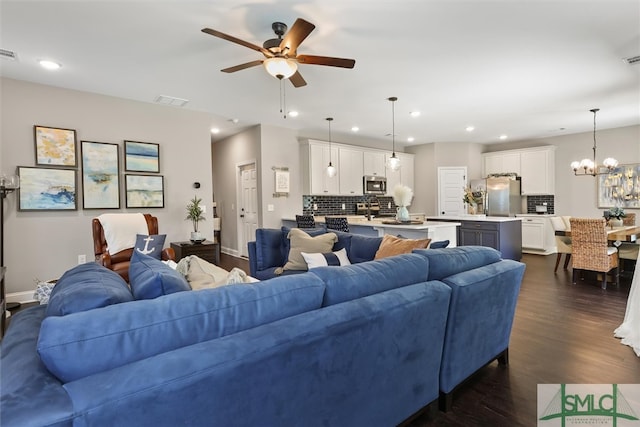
left=363, top=175, right=387, bottom=195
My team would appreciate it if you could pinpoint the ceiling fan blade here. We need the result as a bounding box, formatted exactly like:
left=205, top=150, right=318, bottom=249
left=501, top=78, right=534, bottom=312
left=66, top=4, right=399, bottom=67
left=221, top=60, right=264, bottom=73
left=296, top=54, right=355, bottom=69
left=279, top=18, right=315, bottom=55
left=202, top=28, right=273, bottom=57
left=289, top=71, right=307, bottom=87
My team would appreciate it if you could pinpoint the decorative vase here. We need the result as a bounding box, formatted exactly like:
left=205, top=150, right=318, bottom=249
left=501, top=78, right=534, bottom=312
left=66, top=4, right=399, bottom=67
left=396, top=205, right=410, bottom=222
left=609, top=218, right=623, bottom=228
left=190, top=231, right=204, bottom=243
left=468, top=203, right=477, bottom=215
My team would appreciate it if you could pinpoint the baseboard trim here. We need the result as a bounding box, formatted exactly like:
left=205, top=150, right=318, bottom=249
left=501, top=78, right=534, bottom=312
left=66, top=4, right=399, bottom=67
left=221, top=247, right=240, bottom=257
left=7, top=290, right=38, bottom=304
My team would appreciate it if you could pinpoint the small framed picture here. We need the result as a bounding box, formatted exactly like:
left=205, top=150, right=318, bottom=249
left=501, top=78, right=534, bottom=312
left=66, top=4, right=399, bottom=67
left=81, top=141, right=120, bottom=209
left=17, top=166, right=78, bottom=211
left=124, top=140, right=160, bottom=173
left=125, top=174, right=164, bottom=208
left=34, top=125, right=77, bottom=167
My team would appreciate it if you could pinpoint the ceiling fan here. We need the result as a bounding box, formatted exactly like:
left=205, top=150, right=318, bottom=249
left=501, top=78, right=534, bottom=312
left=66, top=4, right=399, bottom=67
left=201, top=18, right=355, bottom=87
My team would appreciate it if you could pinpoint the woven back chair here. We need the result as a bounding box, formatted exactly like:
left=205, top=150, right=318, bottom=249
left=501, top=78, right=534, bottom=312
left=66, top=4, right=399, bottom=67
left=623, top=212, right=636, bottom=226
left=325, top=217, right=350, bottom=233
left=295, top=214, right=316, bottom=229
left=569, top=218, right=619, bottom=289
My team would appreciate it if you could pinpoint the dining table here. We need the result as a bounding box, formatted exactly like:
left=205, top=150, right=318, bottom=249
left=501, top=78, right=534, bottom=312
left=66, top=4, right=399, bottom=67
left=555, top=225, right=640, bottom=243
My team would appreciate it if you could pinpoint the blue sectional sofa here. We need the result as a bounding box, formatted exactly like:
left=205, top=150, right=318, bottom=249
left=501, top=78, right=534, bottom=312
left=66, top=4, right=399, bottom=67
left=1, top=246, right=525, bottom=427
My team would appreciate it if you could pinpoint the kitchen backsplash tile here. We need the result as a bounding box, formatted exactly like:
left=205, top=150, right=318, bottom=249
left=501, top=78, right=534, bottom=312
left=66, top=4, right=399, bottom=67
left=302, top=195, right=398, bottom=217
left=527, top=195, right=554, bottom=214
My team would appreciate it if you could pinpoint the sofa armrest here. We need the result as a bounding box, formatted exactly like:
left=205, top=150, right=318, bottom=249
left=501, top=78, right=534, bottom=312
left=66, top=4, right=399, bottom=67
left=248, top=241, right=258, bottom=277
left=96, top=252, right=112, bottom=269
left=161, top=247, right=175, bottom=262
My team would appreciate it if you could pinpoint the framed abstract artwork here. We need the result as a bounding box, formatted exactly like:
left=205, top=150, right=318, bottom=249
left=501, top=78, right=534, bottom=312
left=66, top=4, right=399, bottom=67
left=34, top=125, right=77, bottom=167
left=597, top=163, right=640, bottom=209
left=125, top=174, right=164, bottom=208
left=124, top=140, right=160, bottom=173
left=81, top=141, right=120, bottom=209
left=17, top=166, right=78, bottom=211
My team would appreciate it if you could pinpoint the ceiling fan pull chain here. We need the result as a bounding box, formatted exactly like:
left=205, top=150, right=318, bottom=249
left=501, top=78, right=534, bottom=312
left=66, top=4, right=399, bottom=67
left=283, top=80, right=287, bottom=119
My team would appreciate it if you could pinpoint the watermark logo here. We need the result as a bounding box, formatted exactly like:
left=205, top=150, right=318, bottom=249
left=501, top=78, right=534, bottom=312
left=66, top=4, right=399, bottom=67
left=538, top=384, right=640, bottom=426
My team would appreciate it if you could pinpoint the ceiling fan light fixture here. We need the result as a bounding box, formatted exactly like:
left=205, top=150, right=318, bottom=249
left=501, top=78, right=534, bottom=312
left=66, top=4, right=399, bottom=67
left=263, top=57, right=298, bottom=79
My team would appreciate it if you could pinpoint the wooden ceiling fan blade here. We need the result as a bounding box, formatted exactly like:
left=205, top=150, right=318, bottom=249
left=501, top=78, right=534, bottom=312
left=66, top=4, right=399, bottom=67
left=279, top=18, right=315, bottom=55
left=289, top=71, right=307, bottom=87
left=202, top=28, right=273, bottom=57
left=296, top=54, right=355, bottom=68
left=221, top=60, right=264, bottom=73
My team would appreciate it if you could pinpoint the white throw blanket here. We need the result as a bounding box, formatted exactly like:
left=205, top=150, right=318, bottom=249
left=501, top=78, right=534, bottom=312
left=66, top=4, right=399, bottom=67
left=614, top=260, right=640, bottom=357
left=97, top=213, right=148, bottom=255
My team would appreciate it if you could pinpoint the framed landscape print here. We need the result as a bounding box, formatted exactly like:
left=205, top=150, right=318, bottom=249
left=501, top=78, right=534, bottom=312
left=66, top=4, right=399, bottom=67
left=17, top=166, right=77, bottom=211
left=125, top=174, right=164, bottom=208
left=81, top=141, right=120, bottom=209
left=34, top=125, right=77, bottom=167
left=124, top=141, right=160, bottom=173
left=597, top=163, right=640, bottom=209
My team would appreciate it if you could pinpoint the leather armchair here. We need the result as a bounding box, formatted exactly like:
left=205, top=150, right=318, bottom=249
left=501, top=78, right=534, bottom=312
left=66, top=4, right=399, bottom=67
left=92, top=213, right=175, bottom=282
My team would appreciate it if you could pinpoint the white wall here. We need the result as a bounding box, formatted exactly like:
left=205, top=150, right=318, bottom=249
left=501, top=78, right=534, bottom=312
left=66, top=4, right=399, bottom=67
left=1, top=78, right=217, bottom=299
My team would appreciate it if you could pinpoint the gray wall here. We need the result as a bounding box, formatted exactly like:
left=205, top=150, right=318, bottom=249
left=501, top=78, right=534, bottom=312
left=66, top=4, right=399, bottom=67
left=1, top=78, right=217, bottom=299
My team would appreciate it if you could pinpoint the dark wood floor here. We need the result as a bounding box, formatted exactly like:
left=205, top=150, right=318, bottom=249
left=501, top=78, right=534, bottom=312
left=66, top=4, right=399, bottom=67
left=8, top=253, right=639, bottom=426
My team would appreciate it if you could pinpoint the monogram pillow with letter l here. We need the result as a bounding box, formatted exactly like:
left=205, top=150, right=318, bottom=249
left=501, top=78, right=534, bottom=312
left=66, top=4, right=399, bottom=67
left=134, top=234, right=166, bottom=260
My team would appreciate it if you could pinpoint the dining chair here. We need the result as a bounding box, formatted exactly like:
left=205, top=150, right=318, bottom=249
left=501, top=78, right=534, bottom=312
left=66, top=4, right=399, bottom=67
left=622, top=212, right=636, bottom=226
left=325, top=217, right=350, bottom=233
left=618, top=212, right=638, bottom=272
left=295, top=214, right=316, bottom=229
left=550, top=216, right=571, bottom=273
left=569, top=218, right=619, bottom=290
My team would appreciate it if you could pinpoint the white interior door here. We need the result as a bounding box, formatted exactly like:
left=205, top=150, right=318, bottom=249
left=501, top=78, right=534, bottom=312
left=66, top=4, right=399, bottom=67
left=238, top=165, right=258, bottom=257
left=438, top=167, right=467, bottom=216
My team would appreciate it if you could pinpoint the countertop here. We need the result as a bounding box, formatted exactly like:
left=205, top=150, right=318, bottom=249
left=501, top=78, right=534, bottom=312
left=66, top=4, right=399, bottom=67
left=515, top=214, right=555, bottom=218
left=283, top=216, right=460, bottom=229
left=426, top=215, right=522, bottom=223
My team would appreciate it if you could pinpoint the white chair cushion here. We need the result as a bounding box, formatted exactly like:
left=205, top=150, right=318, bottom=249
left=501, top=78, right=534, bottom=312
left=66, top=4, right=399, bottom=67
left=98, top=213, right=148, bottom=255
left=550, top=216, right=566, bottom=231
left=607, top=246, right=618, bottom=256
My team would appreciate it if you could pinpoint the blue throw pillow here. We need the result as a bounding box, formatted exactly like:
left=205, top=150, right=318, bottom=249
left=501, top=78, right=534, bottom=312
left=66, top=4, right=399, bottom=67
left=45, top=263, right=133, bottom=317
left=133, top=234, right=166, bottom=260
left=129, top=250, right=191, bottom=300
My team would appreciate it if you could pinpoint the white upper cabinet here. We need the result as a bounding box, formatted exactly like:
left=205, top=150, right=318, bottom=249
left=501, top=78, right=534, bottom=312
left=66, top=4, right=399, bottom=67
left=301, top=141, right=339, bottom=195
left=520, top=147, right=556, bottom=195
left=483, top=152, right=521, bottom=176
left=338, top=146, right=364, bottom=195
left=363, top=151, right=386, bottom=177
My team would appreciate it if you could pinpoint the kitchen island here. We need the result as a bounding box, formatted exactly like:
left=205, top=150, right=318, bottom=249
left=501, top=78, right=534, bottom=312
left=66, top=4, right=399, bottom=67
left=426, top=215, right=522, bottom=260
left=282, top=216, right=460, bottom=246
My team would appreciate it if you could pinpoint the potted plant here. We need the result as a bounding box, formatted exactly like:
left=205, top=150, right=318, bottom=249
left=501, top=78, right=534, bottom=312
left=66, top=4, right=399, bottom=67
left=605, top=207, right=626, bottom=228
left=186, top=196, right=206, bottom=242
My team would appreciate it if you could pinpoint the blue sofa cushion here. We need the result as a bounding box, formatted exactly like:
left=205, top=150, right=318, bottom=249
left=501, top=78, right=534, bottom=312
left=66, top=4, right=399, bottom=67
left=129, top=250, right=191, bottom=299
left=345, top=233, right=383, bottom=263
left=310, top=253, right=429, bottom=306
left=133, top=233, right=166, bottom=259
left=37, top=273, right=326, bottom=383
left=413, top=246, right=502, bottom=280
left=45, top=262, right=133, bottom=317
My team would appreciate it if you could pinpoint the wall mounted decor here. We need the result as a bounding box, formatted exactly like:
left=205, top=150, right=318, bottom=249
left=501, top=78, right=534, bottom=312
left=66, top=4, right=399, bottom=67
left=125, top=174, right=164, bottom=208
left=17, top=166, right=77, bottom=211
left=34, top=125, right=77, bottom=167
left=273, top=166, right=290, bottom=197
left=598, top=163, right=640, bottom=209
left=81, top=141, right=120, bottom=209
left=124, top=141, right=160, bottom=173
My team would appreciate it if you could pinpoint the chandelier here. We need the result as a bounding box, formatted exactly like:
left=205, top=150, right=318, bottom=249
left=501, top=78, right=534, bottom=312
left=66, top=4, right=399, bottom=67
left=570, top=108, right=618, bottom=176
left=386, top=96, right=400, bottom=171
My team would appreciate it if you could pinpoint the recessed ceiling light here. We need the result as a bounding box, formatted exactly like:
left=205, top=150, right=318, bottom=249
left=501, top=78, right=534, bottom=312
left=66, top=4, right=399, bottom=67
left=499, top=134, right=508, bottom=140
left=211, top=128, right=220, bottom=134
left=466, top=126, right=475, bottom=132
left=38, top=59, right=61, bottom=70
left=409, top=111, right=421, bottom=118
left=407, top=137, right=415, bottom=142
left=288, top=110, right=299, bottom=117
left=351, top=126, right=359, bottom=132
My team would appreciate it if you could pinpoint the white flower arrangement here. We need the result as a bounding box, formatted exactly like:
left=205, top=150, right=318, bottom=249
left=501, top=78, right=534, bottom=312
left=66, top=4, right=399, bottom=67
left=393, top=184, right=413, bottom=207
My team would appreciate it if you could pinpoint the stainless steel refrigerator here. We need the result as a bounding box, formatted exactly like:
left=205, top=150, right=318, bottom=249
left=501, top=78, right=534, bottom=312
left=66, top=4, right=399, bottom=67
left=486, top=177, right=521, bottom=217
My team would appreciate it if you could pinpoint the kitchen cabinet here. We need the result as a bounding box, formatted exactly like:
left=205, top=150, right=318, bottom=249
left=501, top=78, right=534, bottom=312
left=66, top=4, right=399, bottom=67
left=457, top=220, right=522, bottom=261
left=520, top=147, right=555, bottom=195
left=482, top=152, right=521, bottom=176
left=301, top=141, right=339, bottom=195
left=385, top=152, right=414, bottom=195
left=363, top=151, right=386, bottom=177
left=338, top=146, right=364, bottom=195
left=518, top=214, right=556, bottom=254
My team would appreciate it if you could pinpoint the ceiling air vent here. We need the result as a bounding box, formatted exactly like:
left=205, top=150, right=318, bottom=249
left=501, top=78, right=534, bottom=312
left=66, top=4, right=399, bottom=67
left=154, top=95, right=189, bottom=107
left=623, top=55, right=640, bottom=66
left=0, top=48, right=18, bottom=60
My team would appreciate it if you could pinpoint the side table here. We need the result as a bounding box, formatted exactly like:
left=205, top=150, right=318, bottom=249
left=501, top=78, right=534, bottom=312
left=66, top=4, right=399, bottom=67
left=171, top=240, right=220, bottom=265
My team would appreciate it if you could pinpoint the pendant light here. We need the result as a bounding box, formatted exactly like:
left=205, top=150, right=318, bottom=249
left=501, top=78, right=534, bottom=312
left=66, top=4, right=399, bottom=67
left=326, top=117, right=337, bottom=177
left=386, top=97, right=400, bottom=171
left=570, top=108, right=618, bottom=176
